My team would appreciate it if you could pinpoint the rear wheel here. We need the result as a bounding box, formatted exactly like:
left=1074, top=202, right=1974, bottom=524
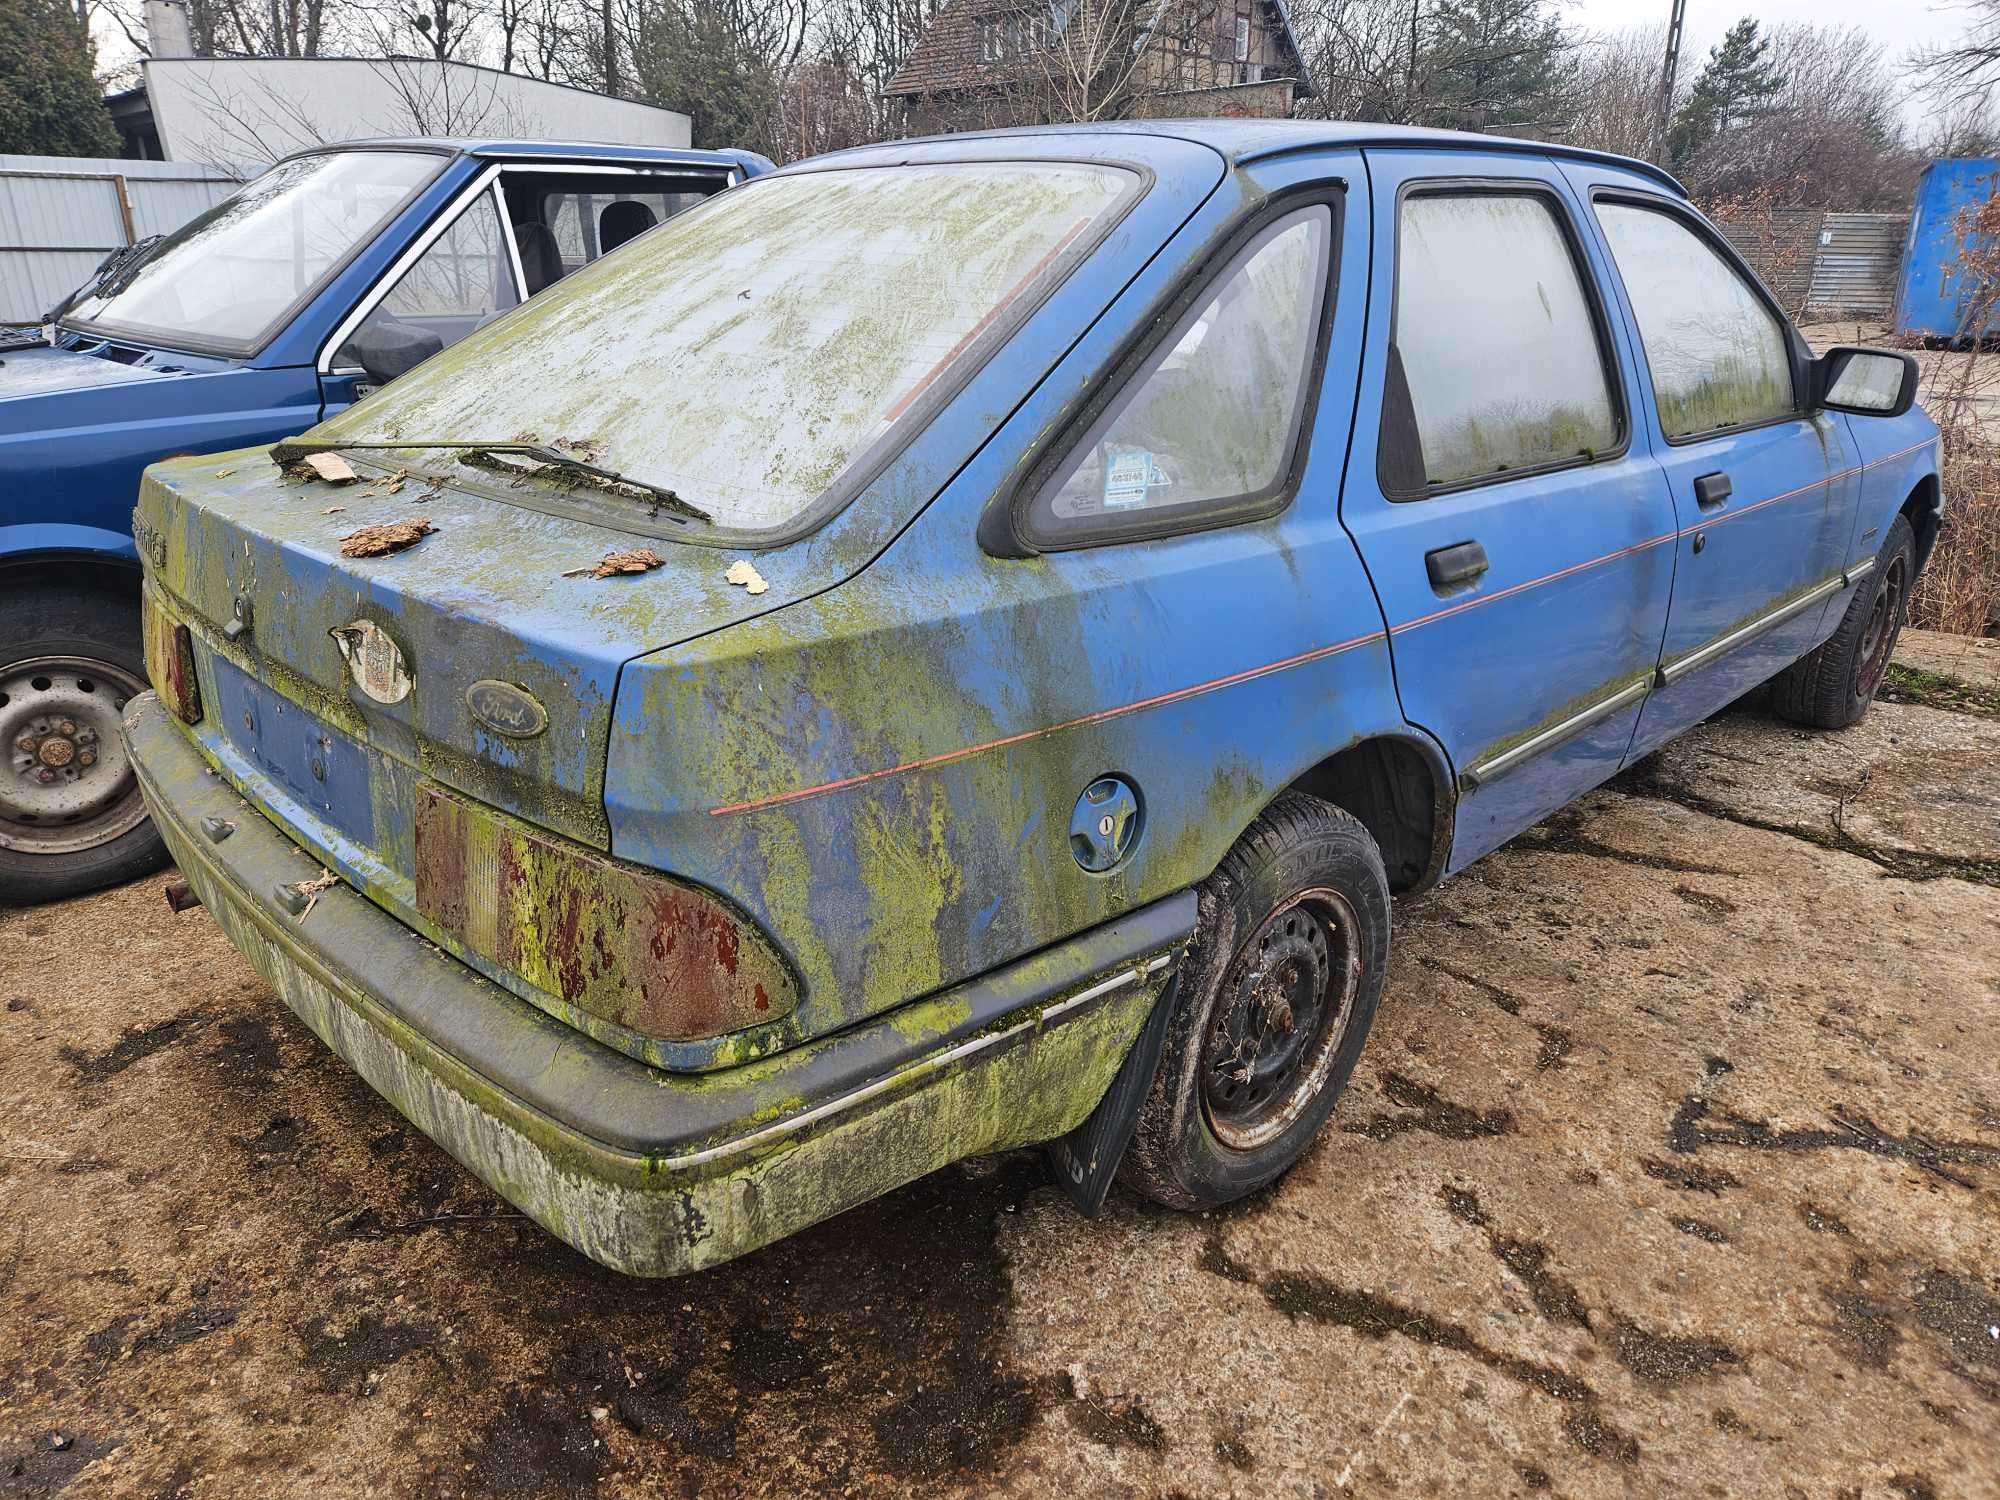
left=1120, top=793, right=1390, bottom=1209
left=0, top=575, right=168, bottom=905
left=1770, top=514, right=1915, bottom=731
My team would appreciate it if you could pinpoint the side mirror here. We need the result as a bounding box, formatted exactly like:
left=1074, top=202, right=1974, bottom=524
left=337, top=318, right=444, bottom=387
left=1812, top=346, right=1919, bottom=419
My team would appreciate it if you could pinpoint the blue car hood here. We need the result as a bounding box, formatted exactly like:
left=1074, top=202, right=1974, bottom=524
left=0, top=343, right=190, bottom=400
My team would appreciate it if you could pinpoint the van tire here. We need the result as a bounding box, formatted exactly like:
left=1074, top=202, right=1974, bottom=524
left=1120, top=793, right=1390, bottom=1210
left=0, top=576, right=168, bottom=906
left=1771, top=514, right=1915, bottom=731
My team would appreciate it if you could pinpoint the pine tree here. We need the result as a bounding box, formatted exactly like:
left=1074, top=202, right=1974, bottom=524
left=0, top=0, right=118, bottom=157
left=1668, top=17, right=1785, bottom=167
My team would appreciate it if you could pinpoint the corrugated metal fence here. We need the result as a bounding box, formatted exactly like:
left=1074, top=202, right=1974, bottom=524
left=1806, top=213, right=1909, bottom=320
left=1717, top=209, right=1823, bottom=315
left=0, top=154, right=241, bottom=322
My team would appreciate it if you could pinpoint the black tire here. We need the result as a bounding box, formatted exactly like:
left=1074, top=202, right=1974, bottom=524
left=1120, top=793, right=1390, bottom=1210
left=1770, top=514, right=1916, bottom=731
left=0, top=570, right=169, bottom=905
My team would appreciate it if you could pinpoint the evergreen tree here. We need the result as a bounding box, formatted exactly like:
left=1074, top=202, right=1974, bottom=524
left=1669, top=17, right=1785, bottom=167
left=1427, top=0, right=1579, bottom=134
left=0, top=0, right=118, bottom=157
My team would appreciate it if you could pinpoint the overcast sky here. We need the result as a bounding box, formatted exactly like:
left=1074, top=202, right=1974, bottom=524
left=1568, top=0, right=1967, bottom=72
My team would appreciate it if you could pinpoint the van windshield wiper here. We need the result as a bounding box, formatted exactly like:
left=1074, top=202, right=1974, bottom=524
left=269, top=437, right=712, bottom=525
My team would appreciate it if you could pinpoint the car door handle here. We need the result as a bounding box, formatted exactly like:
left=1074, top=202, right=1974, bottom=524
left=1693, top=472, right=1733, bottom=510
left=1426, top=540, right=1489, bottom=590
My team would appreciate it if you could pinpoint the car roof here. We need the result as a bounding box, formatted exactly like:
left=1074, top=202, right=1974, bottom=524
left=795, top=119, right=1685, bottom=198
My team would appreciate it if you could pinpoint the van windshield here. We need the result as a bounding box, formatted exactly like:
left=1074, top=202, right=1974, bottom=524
left=65, top=149, right=442, bottom=351
left=302, top=161, right=1139, bottom=537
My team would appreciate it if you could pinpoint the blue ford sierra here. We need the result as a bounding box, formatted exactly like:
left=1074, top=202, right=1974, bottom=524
left=122, top=121, right=1938, bottom=1275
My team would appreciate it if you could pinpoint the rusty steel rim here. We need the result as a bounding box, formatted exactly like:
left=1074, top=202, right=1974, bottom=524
left=0, top=655, right=149, bottom=856
left=1201, top=887, right=1363, bottom=1151
left=1854, top=554, right=1907, bottom=703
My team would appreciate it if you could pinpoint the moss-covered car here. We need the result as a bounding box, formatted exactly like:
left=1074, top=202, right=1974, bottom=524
left=124, top=122, right=1940, bottom=1275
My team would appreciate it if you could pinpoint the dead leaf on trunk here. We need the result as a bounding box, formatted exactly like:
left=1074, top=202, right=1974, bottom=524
left=213, top=467, right=236, bottom=478
left=292, top=452, right=359, bottom=485
left=339, top=519, right=436, bottom=558
left=564, top=547, right=664, bottom=578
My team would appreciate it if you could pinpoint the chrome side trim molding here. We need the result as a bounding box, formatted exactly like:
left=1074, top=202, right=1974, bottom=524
left=1659, top=572, right=1848, bottom=686
left=1463, top=677, right=1651, bottom=789
left=1843, top=554, right=1877, bottom=590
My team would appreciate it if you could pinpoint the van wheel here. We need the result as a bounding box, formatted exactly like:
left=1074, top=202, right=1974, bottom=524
left=1770, top=514, right=1915, bottom=731
left=1120, top=793, right=1390, bottom=1210
left=0, top=577, right=168, bottom=905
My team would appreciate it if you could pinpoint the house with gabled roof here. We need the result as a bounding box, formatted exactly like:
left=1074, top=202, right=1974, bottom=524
left=883, top=0, right=1315, bottom=133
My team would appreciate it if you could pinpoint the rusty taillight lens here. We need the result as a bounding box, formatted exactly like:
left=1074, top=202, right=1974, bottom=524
left=141, top=588, right=202, bottom=724
left=414, top=782, right=796, bottom=1042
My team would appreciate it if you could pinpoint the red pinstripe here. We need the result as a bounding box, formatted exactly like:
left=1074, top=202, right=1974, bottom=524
left=704, top=436, right=1936, bottom=816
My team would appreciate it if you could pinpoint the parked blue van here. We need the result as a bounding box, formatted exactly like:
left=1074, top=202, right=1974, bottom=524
left=0, top=137, right=769, bottom=902
left=124, top=122, right=1939, bottom=1275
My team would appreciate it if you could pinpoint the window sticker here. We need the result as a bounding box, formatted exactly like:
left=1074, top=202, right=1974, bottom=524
left=1104, top=449, right=1167, bottom=508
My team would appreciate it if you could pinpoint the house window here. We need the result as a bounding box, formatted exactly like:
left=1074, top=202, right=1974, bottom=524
left=1234, top=13, right=1250, bottom=61
left=979, top=9, right=1040, bottom=60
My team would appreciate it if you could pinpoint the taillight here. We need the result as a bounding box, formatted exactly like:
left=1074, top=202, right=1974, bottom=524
left=141, top=588, right=202, bottom=724
left=414, top=782, right=796, bottom=1042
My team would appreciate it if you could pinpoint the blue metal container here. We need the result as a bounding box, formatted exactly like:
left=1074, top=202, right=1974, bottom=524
left=1895, top=157, right=2000, bottom=339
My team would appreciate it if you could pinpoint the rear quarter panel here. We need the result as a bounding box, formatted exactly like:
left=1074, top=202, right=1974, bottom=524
left=606, top=148, right=1418, bottom=1036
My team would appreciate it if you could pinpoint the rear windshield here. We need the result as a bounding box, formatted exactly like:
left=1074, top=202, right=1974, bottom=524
left=65, top=150, right=441, bottom=351
left=302, top=161, right=1139, bottom=537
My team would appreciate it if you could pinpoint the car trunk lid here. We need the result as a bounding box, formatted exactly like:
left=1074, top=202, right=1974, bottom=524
left=137, top=448, right=839, bottom=851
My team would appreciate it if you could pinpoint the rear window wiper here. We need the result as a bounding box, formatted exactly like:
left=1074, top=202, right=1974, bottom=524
left=269, top=438, right=712, bottom=525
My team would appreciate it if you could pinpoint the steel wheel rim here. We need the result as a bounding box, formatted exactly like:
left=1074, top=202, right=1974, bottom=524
left=1201, top=887, right=1363, bottom=1151
left=0, top=655, right=149, bottom=855
left=1853, top=555, right=1907, bottom=703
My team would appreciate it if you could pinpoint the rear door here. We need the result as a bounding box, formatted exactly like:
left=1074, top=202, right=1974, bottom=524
left=1342, top=149, right=1679, bottom=868
left=1567, top=180, right=1860, bottom=756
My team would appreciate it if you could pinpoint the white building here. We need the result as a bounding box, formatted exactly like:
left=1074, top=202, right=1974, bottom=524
left=106, top=2, right=690, bottom=170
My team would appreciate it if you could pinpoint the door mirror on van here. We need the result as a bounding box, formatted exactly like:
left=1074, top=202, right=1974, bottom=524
left=338, top=317, right=445, bottom=388
left=1811, top=346, right=1919, bottom=419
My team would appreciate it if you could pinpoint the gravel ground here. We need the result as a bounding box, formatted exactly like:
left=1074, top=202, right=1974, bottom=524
left=2, top=634, right=1996, bottom=1500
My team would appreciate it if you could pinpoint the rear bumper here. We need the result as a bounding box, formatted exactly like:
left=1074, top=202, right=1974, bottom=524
left=123, top=692, right=1188, bottom=1276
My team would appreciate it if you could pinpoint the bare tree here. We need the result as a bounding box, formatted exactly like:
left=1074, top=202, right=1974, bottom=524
left=1566, top=25, right=1664, bottom=161
left=1912, top=0, right=2000, bottom=107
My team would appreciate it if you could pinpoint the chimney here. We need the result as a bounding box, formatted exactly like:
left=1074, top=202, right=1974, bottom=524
left=144, top=0, right=194, bottom=58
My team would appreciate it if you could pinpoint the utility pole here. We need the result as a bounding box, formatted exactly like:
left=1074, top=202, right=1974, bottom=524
left=1655, top=0, right=1686, bottom=167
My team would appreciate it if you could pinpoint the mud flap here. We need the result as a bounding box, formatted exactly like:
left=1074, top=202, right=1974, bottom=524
left=1046, top=974, right=1177, bottom=1217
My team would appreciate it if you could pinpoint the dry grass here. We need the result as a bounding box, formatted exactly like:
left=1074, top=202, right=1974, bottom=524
left=1909, top=192, right=2000, bottom=638
left=1915, top=377, right=2000, bottom=637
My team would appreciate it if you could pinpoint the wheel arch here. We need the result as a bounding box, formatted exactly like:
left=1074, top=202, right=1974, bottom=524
left=0, top=533, right=143, bottom=607
left=1900, top=472, right=1943, bottom=577
left=1267, top=732, right=1454, bottom=895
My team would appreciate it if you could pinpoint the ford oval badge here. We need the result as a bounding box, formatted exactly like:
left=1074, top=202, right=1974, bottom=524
left=467, top=679, right=548, bottom=739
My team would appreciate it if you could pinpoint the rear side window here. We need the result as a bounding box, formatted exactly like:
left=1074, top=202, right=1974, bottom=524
left=1024, top=204, right=1332, bottom=546
left=1594, top=201, right=1793, bottom=439
left=1384, top=192, right=1619, bottom=493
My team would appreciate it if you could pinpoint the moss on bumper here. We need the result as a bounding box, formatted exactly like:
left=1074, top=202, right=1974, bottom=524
left=125, top=692, right=1178, bottom=1276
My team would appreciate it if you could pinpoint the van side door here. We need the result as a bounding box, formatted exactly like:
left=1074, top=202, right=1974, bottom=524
left=1564, top=177, right=1860, bottom=756
left=1341, top=150, right=1679, bottom=870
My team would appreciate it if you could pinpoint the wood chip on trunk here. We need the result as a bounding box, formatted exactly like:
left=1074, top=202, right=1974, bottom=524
left=564, top=547, right=665, bottom=578
left=293, top=452, right=359, bottom=485
left=340, top=519, right=436, bottom=558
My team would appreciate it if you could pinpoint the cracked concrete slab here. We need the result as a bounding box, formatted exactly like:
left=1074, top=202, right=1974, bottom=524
left=1628, top=694, right=2000, bottom=876
left=1895, top=627, right=2000, bottom=696
left=2, top=649, right=1996, bottom=1499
